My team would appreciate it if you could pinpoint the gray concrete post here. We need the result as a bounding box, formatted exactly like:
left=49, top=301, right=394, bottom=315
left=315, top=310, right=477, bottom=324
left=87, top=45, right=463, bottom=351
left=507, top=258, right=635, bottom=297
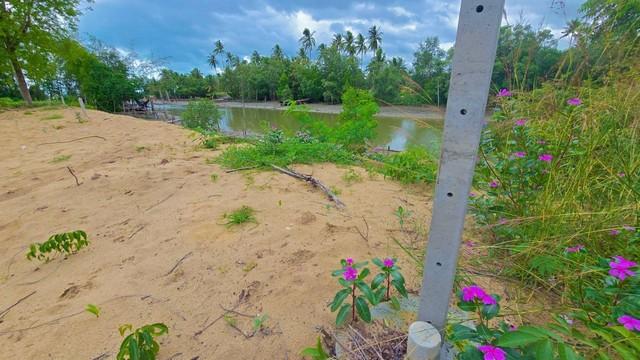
left=417, top=0, right=505, bottom=333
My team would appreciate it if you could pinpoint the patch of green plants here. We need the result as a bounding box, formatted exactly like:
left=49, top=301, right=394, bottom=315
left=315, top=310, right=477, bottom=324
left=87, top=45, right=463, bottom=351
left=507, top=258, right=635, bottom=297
left=181, top=100, right=221, bottom=132
left=117, top=323, right=168, bottom=360
left=210, top=173, right=219, bottom=182
left=26, top=230, right=89, bottom=262
left=223, top=206, right=257, bottom=227
left=301, top=337, right=330, bottom=360
left=341, top=168, right=363, bottom=185
left=40, top=113, right=64, bottom=120
left=372, top=147, right=438, bottom=184
left=51, top=154, right=71, bottom=163
left=135, top=145, right=148, bottom=152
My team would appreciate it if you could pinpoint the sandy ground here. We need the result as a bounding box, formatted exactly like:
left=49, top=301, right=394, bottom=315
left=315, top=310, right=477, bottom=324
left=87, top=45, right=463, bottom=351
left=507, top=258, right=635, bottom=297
left=0, top=107, right=542, bottom=359
left=161, top=100, right=445, bottom=121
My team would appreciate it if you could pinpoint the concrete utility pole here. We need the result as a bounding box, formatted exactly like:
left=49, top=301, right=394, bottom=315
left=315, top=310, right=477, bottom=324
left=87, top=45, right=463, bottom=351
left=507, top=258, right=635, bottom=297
left=407, top=0, right=505, bottom=359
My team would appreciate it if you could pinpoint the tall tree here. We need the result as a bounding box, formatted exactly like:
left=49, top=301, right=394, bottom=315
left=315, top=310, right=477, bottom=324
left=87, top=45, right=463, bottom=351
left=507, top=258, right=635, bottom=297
left=272, top=44, right=284, bottom=60
left=367, top=25, right=383, bottom=53
left=208, top=40, right=225, bottom=72
left=0, top=0, right=83, bottom=104
left=299, top=28, right=316, bottom=59
left=332, top=33, right=344, bottom=52
left=355, top=33, right=367, bottom=64
left=344, top=31, right=356, bottom=57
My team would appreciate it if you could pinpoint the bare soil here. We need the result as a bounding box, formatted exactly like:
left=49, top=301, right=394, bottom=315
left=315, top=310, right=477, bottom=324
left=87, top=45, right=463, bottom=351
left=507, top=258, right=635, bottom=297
left=0, top=107, right=542, bottom=359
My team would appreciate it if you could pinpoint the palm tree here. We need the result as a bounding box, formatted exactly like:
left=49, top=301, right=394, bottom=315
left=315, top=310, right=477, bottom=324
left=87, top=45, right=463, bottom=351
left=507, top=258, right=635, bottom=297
left=272, top=44, right=284, bottom=60
left=214, top=40, right=224, bottom=56
left=297, top=47, right=308, bottom=60
left=207, top=52, right=219, bottom=72
left=560, top=19, right=582, bottom=47
left=299, top=28, right=316, bottom=58
left=368, top=25, right=383, bottom=53
left=332, top=33, right=344, bottom=52
left=344, top=31, right=356, bottom=57
left=208, top=40, right=225, bottom=72
left=355, top=33, right=367, bottom=64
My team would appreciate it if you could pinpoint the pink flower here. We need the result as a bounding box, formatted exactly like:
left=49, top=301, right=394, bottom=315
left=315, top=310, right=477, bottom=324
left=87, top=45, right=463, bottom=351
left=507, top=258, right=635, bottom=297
left=343, top=266, right=358, bottom=281
left=514, top=118, right=527, bottom=126
left=345, top=258, right=354, bottom=265
left=567, top=98, right=582, bottom=106
left=610, top=229, right=620, bottom=236
left=509, top=324, right=518, bottom=331
left=623, top=225, right=636, bottom=232
left=461, top=285, right=496, bottom=305
left=609, top=256, right=637, bottom=281
left=383, top=258, right=394, bottom=268
left=618, top=172, right=626, bottom=177
left=537, top=139, right=546, bottom=145
left=498, top=218, right=508, bottom=225
left=497, top=88, right=512, bottom=97
left=489, top=180, right=499, bottom=188
left=566, top=244, right=585, bottom=253
left=469, top=192, right=477, bottom=198
left=539, top=154, right=553, bottom=162
left=618, top=315, right=640, bottom=332
left=478, top=345, right=506, bottom=360
left=513, top=151, right=526, bottom=158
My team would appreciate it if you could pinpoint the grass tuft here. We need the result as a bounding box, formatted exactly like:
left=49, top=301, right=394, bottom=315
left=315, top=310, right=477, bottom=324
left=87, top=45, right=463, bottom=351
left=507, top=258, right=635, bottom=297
left=223, top=206, right=257, bottom=227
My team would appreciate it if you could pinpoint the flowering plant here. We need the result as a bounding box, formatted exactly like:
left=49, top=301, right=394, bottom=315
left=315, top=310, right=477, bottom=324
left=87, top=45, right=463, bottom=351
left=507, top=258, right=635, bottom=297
left=370, top=257, right=408, bottom=309
left=330, top=258, right=377, bottom=326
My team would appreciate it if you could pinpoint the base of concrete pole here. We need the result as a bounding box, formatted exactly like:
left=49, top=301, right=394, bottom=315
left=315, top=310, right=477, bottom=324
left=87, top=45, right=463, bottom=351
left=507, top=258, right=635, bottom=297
left=406, top=321, right=441, bottom=360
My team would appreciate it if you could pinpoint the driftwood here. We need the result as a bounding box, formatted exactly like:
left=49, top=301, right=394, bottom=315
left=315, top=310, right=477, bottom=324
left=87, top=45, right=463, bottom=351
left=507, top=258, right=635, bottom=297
left=270, top=165, right=345, bottom=208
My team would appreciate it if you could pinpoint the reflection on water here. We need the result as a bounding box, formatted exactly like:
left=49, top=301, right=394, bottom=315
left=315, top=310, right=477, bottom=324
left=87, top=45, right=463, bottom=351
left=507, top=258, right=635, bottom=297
left=162, top=104, right=442, bottom=152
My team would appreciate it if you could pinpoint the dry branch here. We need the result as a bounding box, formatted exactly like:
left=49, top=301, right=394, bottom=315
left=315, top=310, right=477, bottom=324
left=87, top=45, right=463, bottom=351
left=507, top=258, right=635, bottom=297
left=225, top=165, right=258, bottom=173
left=270, top=165, right=345, bottom=208
left=66, top=166, right=80, bottom=186
left=0, top=291, right=36, bottom=320
left=37, top=135, right=106, bottom=146
left=165, top=252, right=193, bottom=276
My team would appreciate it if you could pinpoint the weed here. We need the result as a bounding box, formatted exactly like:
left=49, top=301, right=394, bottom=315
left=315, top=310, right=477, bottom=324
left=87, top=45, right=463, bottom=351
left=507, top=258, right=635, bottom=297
left=26, top=230, right=89, bottom=262
left=135, top=145, right=148, bottom=152
left=330, top=186, right=342, bottom=196
left=223, top=314, right=237, bottom=327
left=394, top=206, right=413, bottom=231
left=373, top=147, right=438, bottom=184
left=223, top=206, right=257, bottom=227
left=85, top=304, right=101, bottom=318
left=252, top=314, right=268, bottom=331
left=51, top=154, right=71, bottom=163
left=342, top=168, right=363, bottom=185
left=301, top=337, right=330, bottom=360
left=243, top=261, right=257, bottom=272
left=52, top=125, right=65, bottom=130
left=117, top=323, right=168, bottom=360
left=40, top=113, right=64, bottom=121
left=210, top=173, right=219, bottom=182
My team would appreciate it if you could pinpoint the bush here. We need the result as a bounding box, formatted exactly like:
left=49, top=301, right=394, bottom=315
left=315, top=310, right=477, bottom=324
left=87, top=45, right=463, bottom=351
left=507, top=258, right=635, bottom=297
left=181, top=100, right=221, bottom=132
left=375, top=147, right=438, bottom=184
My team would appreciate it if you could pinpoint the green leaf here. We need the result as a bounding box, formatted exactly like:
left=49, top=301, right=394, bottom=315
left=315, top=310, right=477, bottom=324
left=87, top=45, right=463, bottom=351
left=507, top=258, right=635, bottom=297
left=357, top=267, right=370, bottom=280
left=371, top=273, right=386, bottom=289
left=557, top=343, right=581, bottom=360
left=336, top=303, right=350, bottom=326
left=330, top=288, right=351, bottom=312
left=450, top=324, right=478, bottom=341
left=390, top=296, right=401, bottom=310
left=372, top=257, right=384, bottom=268
left=119, top=324, right=133, bottom=337
left=481, top=301, right=500, bottom=320
left=532, top=339, right=552, bottom=360
left=355, top=281, right=377, bottom=305
left=128, top=337, right=140, bottom=360
left=496, top=327, right=546, bottom=347
left=355, top=296, right=372, bottom=323
left=390, top=269, right=405, bottom=284
left=391, top=279, right=408, bottom=297
left=85, top=304, right=101, bottom=318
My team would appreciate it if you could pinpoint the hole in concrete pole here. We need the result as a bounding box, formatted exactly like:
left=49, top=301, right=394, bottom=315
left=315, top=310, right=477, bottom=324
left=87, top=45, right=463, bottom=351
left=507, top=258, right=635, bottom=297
left=436, top=262, right=442, bottom=266
left=476, top=5, right=484, bottom=12
left=446, top=192, right=453, bottom=197
left=460, top=109, right=467, bottom=115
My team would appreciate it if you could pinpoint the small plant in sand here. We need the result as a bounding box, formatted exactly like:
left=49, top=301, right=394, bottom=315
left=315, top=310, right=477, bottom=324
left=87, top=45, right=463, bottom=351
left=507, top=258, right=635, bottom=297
left=210, top=173, right=219, bottom=183
left=26, top=230, right=88, bottom=262
left=330, top=258, right=377, bottom=326
left=393, top=206, right=412, bottom=231
left=51, top=154, right=71, bottom=163
left=301, top=337, right=330, bottom=360
left=117, top=323, right=168, bottom=360
left=85, top=304, right=101, bottom=318
left=342, top=168, right=363, bottom=185
left=223, top=206, right=257, bottom=227
left=370, top=257, right=408, bottom=309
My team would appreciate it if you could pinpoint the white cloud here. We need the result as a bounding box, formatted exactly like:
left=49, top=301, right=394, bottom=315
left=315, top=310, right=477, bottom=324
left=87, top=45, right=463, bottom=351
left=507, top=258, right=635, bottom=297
left=388, top=6, right=413, bottom=17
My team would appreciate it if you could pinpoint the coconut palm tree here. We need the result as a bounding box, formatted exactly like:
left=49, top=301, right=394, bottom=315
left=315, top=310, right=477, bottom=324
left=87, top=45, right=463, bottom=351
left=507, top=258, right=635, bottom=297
left=208, top=40, right=225, bottom=72
left=272, top=44, right=284, bottom=60
left=214, top=40, right=224, bottom=56
left=355, top=33, right=367, bottom=64
left=332, top=33, right=344, bottom=52
left=344, top=31, right=356, bottom=57
left=207, top=52, right=219, bottom=72
left=560, top=19, right=583, bottom=47
left=299, top=28, right=316, bottom=58
left=368, top=25, right=383, bottom=53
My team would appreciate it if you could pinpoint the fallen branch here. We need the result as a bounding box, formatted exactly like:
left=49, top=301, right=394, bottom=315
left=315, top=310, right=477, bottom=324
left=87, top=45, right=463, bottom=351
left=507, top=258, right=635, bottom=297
left=225, top=165, right=258, bottom=173
left=194, top=302, right=241, bottom=337
left=66, top=166, right=80, bottom=186
left=270, top=165, right=345, bottom=208
left=37, top=135, right=106, bottom=146
left=128, top=225, right=145, bottom=240
left=165, top=252, right=193, bottom=276
left=0, top=291, right=36, bottom=320
left=354, top=216, right=370, bottom=242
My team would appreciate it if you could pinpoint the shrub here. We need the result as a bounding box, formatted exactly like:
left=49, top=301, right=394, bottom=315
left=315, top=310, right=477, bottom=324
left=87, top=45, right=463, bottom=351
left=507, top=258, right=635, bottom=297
left=330, top=258, right=376, bottom=326
left=181, top=100, right=221, bottom=132
left=117, top=323, right=168, bottom=360
left=26, top=230, right=89, bottom=262
left=375, top=147, right=438, bottom=184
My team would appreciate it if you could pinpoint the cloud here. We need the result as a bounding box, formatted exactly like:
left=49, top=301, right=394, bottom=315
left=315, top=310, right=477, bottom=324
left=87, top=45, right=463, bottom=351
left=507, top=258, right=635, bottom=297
left=388, top=6, right=413, bottom=18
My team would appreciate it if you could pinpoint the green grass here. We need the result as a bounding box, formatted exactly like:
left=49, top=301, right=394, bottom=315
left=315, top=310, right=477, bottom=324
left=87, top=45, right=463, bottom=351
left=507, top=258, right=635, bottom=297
left=40, top=113, right=64, bottom=121
left=223, top=206, right=257, bottom=227
left=369, top=147, right=438, bottom=184
left=341, top=168, right=363, bottom=184
left=210, top=173, right=219, bottom=183
left=135, top=145, right=148, bottom=152
left=51, top=154, right=72, bottom=163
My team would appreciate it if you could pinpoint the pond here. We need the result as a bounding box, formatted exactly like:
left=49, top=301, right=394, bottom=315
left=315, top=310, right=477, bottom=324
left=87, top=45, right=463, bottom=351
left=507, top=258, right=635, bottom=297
left=159, top=104, right=443, bottom=152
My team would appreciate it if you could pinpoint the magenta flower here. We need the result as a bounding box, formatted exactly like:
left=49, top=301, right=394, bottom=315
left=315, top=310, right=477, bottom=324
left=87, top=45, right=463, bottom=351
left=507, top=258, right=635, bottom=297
left=509, top=324, right=518, bottom=331
left=489, top=180, right=499, bottom=188
left=478, top=345, right=506, bottom=360
left=610, top=229, right=621, bottom=236
left=513, top=151, right=526, bottom=158
left=566, top=244, right=585, bottom=253
left=514, top=118, right=527, bottom=126
left=343, top=266, right=358, bottom=281
left=461, top=285, right=496, bottom=305
left=538, top=154, right=553, bottom=162
left=383, top=258, right=394, bottom=268
left=497, top=88, right=512, bottom=97
left=618, top=172, right=626, bottom=177
left=567, top=98, right=582, bottom=106
left=623, top=225, right=636, bottom=232
left=609, top=256, right=637, bottom=281
left=345, top=258, right=354, bottom=265
left=618, top=315, right=640, bottom=332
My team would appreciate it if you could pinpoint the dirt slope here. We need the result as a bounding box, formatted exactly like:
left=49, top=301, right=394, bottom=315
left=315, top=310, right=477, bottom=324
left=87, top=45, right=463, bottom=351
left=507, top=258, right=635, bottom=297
left=0, top=107, right=438, bottom=359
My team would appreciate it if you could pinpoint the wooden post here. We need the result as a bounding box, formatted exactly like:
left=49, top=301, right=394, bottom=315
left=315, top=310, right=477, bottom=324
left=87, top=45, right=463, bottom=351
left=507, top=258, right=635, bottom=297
left=417, top=0, right=504, bottom=335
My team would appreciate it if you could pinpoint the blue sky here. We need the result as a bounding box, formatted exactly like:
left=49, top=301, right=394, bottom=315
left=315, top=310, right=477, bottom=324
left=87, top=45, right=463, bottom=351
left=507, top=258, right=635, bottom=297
left=78, top=0, right=583, bottom=74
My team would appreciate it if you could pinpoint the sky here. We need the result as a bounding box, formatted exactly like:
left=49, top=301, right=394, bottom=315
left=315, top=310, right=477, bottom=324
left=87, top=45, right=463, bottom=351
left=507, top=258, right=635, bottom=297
left=78, top=0, right=583, bottom=74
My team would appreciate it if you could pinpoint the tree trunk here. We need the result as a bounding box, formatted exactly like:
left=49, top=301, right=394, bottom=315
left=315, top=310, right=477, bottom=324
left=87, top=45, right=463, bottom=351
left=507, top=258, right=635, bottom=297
left=8, top=51, right=32, bottom=105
